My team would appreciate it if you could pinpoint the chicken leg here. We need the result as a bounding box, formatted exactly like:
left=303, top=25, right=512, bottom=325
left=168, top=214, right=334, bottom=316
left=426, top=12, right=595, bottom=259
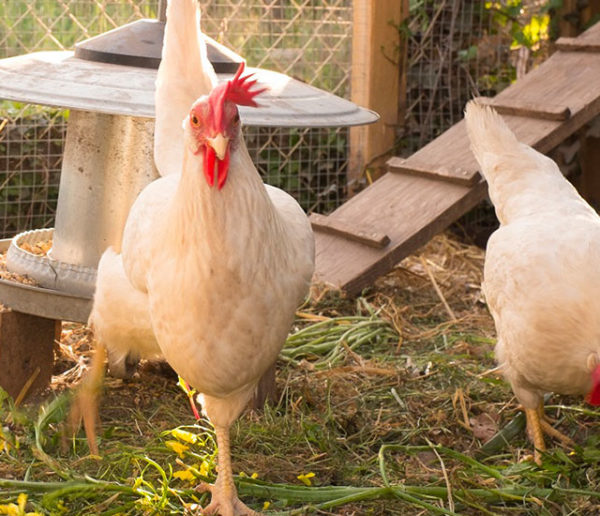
left=197, top=425, right=259, bottom=516
left=525, top=403, right=575, bottom=465
left=68, top=340, right=106, bottom=456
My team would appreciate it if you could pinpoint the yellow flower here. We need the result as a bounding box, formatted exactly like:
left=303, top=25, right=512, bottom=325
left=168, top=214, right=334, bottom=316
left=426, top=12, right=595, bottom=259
left=0, top=429, right=10, bottom=454
left=0, top=493, right=43, bottom=516
left=198, top=461, right=210, bottom=477
left=297, top=472, right=315, bottom=486
left=173, top=469, right=196, bottom=483
left=170, top=428, right=198, bottom=444
left=262, top=501, right=271, bottom=510
left=165, top=440, right=189, bottom=458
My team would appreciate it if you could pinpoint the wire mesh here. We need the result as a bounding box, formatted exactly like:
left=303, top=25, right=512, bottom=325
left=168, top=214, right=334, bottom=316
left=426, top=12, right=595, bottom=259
left=197, top=0, right=353, bottom=215
left=0, top=0, right=352, bottom=239
left=403, top=0, right=514, bottom=154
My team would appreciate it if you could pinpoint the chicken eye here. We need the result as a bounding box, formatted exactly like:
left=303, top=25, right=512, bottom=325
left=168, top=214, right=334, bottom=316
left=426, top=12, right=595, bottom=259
left=190, top=114, right=200, bottom=127
left=233, top=113, right=240, bottom=124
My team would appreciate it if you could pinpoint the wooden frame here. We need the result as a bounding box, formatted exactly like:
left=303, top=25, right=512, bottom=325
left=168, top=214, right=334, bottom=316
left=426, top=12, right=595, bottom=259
left=348, top=0, right=406, bottom=193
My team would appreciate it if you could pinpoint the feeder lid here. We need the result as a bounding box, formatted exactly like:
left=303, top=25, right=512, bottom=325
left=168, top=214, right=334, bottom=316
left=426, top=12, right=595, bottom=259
left=74, top=19, right=242, bottom=73
left=0, top=46, right=378, bottom=128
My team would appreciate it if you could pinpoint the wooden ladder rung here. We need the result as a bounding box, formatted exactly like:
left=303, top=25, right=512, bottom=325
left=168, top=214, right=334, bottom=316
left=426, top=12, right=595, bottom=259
left=475, top=97, right=571, bottom=121
left=556, top=37, right=600, bottom=53
left=387, top=157, right=474, bottom=185
left=309, top=213, right=390, bottom=249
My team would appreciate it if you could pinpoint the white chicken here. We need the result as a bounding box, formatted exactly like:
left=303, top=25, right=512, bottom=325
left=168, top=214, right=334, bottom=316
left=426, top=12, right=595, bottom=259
left=76, top=0, right=315, bottom=513
left=464, top=101, right=600, bottom=464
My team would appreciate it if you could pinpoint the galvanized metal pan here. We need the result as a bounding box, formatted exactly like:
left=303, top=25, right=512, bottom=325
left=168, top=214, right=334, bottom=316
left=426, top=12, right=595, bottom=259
left=0, top=239, right=92, bottom=323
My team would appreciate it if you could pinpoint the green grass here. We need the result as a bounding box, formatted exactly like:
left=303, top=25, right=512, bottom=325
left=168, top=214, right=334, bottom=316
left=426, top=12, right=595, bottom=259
left=1, top=234, right=600, bottom=514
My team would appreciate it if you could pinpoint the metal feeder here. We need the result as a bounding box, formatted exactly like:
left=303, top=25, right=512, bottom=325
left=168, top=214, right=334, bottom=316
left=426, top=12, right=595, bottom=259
left=0, top=1, right=378, bottom=324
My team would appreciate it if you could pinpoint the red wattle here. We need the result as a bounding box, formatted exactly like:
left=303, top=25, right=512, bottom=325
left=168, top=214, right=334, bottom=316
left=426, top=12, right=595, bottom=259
left=203, top=145, right=216, bottom=187
left=217, top=148, right=230, bottom=190
left=588, top=365, right=600, bottom=406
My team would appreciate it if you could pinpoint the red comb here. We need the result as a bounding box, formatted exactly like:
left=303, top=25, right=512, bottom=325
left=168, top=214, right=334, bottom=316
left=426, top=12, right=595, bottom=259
left=207, top=62, right=267, bottom=135
left=224, top=62, right=268, bottom=107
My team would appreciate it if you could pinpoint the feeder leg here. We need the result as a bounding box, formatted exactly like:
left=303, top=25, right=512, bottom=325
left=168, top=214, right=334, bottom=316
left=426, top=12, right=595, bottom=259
left=250, top=362, right=277, bottom=410
left=0, top=310, right=59, bottom=401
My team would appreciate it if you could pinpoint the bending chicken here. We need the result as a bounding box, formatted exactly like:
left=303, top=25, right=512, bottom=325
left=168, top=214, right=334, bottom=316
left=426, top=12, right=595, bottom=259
left=465, top=101, right=600, bottom=464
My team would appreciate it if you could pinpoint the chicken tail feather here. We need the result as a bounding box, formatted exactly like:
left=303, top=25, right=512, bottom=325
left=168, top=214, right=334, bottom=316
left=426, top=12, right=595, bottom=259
left=464, top=100, right=520, bottom=175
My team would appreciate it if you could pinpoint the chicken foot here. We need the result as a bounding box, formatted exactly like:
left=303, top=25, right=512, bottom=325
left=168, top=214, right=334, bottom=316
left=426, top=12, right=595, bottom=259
left=197, top=425, right=260, bottom=516
left=525, top=404, right=575, bottom=465
left=68, top=340, right=107, bottom=456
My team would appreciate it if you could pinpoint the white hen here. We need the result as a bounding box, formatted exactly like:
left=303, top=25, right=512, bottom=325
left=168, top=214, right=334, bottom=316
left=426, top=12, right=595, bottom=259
left=465, top=101, right=600, bottom=464
left=82, top=0, right=315, bottom=513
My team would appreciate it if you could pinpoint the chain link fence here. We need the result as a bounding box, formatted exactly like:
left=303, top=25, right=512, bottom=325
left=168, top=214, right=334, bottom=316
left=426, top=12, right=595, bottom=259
left=0, top=1, right=550, bottom=240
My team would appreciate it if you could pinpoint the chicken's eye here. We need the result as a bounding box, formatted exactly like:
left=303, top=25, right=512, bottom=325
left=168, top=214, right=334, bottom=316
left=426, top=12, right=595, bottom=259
left=233, top=113, right=240, bottom=124
left=190, top=114, right=200, bottom=127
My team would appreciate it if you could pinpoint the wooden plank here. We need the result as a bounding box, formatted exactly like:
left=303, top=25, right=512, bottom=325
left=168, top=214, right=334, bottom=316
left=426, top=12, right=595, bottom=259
left=556, top=37, right=600, bottom=52
left=313, top=173, right=487, bottom=294
left=348, top=0, right=404, bottom=190
left=387, top=156, right=475, bottom=185
left=310, top=213, right=390, bottom=249
left=474, top=97, right=571, bottom=121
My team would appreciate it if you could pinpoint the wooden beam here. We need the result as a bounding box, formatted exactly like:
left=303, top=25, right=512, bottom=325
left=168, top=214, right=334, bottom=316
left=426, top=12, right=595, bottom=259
left=387, top=156, right=476, bottom=186
left=348, top=0, right=405, bottom=192
left=556, top=37, right=600, bottom=52
left=310, top=213, right=390, bottom=249
left=474, top=97, right=571, bottom=121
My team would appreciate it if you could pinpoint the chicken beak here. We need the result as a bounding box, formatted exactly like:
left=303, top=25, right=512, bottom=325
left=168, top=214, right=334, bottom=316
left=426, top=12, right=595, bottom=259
left=202, top=139, right=231, bottom=190
left=207, top=134, right=230, bottom=161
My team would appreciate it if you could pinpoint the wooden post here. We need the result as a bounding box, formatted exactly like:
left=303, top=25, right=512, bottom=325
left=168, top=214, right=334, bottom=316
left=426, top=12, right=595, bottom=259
left=158, top=0, right=167, bottom=22
left=0, top=310, right=58, bottom=401
left=348, top=0, right=406, bottom=193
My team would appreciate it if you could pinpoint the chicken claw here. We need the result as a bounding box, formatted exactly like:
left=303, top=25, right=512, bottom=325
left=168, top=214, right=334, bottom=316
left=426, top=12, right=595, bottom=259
left=525, top=404, right=575, bottom=465
left=196, top=482, right=259, bottom=516
left=196, top=425, right=260, bottom=516
left=68, top=340, right=107, bottom=456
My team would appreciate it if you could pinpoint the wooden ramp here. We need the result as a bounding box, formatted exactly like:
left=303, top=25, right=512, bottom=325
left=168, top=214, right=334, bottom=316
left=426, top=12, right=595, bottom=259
left=312, top=21, right=600, bottom=295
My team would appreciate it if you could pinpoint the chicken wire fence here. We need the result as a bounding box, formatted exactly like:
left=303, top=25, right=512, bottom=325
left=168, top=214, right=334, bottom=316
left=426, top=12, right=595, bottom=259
left=0, top=1, right=543, bottom=239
